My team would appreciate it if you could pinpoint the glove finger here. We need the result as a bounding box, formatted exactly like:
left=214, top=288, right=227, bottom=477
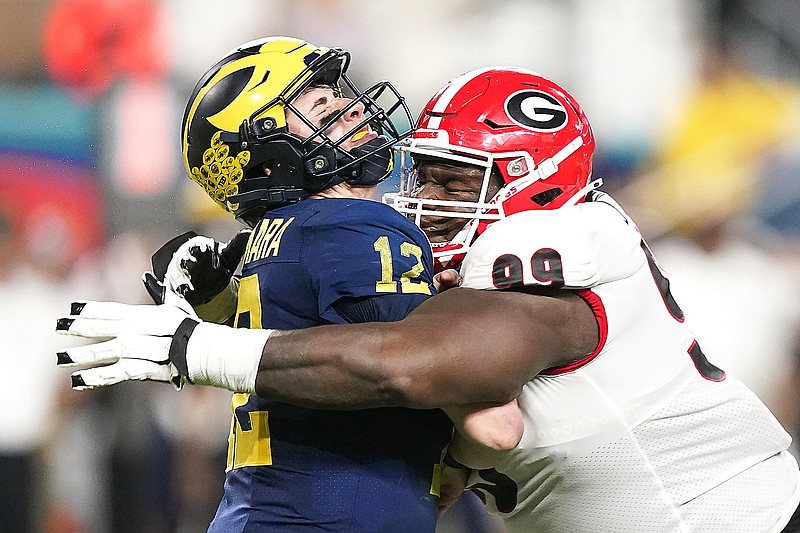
left=142, top=272, right=166, bottom=305
left=61, top=300, right=140, bottom=321
left=71, top=359, right=175, bottom=390
left=57, top=301, right=192, bottom=338
left=166, top=240, right=202, bottom=292
left=183, top=240, right=216, bottom=273
left=57, top=338, right=121, bottom=367
left=151, top=231, right=198, bottom=280
left=71, top=368, right=128, bottom=390
left=56, top=315, right=121, bottom=338
left=220, top=229, right=252, bottom=270
left=185, top=239, right=214, bottom=263
left=150, top=231, right=197, bottom=279
left=175, top=283, right=191, bottom=297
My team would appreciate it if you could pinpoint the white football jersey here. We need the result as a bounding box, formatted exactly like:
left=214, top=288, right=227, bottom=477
left=452, top=192, right=800, bottom=533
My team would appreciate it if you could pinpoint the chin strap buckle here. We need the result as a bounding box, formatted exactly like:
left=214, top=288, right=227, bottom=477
left=534, top=135, right=584, bottom=181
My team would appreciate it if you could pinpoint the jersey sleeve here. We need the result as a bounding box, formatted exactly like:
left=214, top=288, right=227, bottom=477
left=302, top=201, right=436, bottom=323
left=332, top=292, right=431, bottom=324
left=460, top=199, right=645, bottom=291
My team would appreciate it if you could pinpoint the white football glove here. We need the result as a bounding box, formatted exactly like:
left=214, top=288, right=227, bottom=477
left=56, top=301, right=199, bottom=390
left=56, top=300, right=271, bottom=393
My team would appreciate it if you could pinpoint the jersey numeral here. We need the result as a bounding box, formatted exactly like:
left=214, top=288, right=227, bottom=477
left=640, top=241, right=683, bottom=321
left=230, top=279, right=273, bottom=471
left=226, top=393, right=273, bottom=471
left=373, top=236, right=431, bottom=295
left=234, top=274, right=262, bottom=329
left=491, top=249, right=565, bottom=289
left=489, top=241, right=723, bottom=381
left=469, top=468, right=518, bottom=514
left=640, top=240, right=725, bottom=381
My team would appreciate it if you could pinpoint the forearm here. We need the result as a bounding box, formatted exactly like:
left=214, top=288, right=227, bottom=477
left=189, top=287, right=594, bottom=409
left=253, top=326, right=421, bottom=409
left=251, top=288, right=574, bottom=408
left=59, top=287, right=594, bottom=409
left=177, top=320, right=411, bottom=408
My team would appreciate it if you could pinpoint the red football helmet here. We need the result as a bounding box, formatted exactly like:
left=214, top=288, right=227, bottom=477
left=386, top=67, right=598, bottom=268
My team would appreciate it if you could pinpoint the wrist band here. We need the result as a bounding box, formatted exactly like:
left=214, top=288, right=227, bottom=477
left=185, top=322, right=273, bottom=393
left=168, top=317, right=200, bottom=383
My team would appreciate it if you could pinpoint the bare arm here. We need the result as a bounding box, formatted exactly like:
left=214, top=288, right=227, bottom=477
left=443, top=400, right=524, bottom=451
left=255, top=287, right=598, bottom=409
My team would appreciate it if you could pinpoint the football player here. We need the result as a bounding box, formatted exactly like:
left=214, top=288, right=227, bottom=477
left=58, top=66, right=800, bottom=531
left=59, top=38, right=520, bottom=532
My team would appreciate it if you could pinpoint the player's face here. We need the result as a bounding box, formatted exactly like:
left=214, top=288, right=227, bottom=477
left=286, top=86, right=377, bottom=152
left=411, top=161, right=502, bottom=243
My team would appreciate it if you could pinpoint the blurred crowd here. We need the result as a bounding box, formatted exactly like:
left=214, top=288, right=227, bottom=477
left=1, top=1, right=799, bottom=532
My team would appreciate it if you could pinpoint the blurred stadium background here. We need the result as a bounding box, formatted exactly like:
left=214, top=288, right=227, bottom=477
left=1, top=0, right=799, bottom=532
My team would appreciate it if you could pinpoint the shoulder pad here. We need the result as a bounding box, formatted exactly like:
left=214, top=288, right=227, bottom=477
left=461, top=202, right=644, bottom=290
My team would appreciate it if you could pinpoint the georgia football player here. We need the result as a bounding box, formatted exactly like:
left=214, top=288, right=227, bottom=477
left=386, top=67, right=800, bottom=532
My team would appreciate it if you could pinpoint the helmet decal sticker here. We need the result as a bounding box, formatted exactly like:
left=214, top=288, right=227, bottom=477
left=505, top=90, right=567, bottom=132
left=189, top=131, right=249, bottom=210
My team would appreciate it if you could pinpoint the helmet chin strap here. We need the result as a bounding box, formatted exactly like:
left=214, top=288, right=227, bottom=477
left=339, top=135, right=393, bottom=187
left=347, top=135, right=393, bottom=185
left=563, top=177, right=604, bottom=207
left=430, top=222, right=476, bottom=259
left=533, top=136, right=583, bottom=181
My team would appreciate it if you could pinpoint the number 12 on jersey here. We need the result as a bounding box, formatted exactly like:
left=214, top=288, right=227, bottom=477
left=373, top=236, right=431, bottom=295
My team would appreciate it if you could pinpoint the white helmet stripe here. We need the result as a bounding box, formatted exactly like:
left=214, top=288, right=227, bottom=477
left=427, top=67, right=543, bottom=129
left=427, top=67, right=497, bottom=129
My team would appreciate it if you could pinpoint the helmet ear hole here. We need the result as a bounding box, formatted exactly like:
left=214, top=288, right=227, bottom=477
left=531, top=187, right=563, bottom=207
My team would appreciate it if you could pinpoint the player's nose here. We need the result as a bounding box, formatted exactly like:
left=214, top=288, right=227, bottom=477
left=334, top=97, right=364, bottom=124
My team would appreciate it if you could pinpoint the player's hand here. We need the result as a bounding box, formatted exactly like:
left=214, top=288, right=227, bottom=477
left=56, top=301, right=199, bottom=390
left=168, top=230, right=250, bottom=306
left=142, top=231, right=198, bottom=305
left=143, top=230, right=251, bottom=307
left=433, top=268, right=463, bottom=292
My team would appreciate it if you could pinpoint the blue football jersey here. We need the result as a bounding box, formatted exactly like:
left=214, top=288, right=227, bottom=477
left=208, top=198, right=453, bottom=533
